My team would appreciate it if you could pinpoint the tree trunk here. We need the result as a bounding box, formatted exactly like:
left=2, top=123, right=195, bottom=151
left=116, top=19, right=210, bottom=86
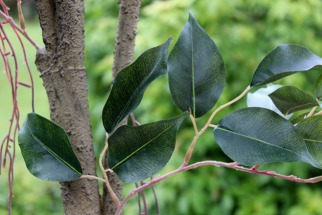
left=34, top=0, right=141, bottom=214
left=34, top=0, right=101, bottom=214
left=103, top=0, right=141, bottom=214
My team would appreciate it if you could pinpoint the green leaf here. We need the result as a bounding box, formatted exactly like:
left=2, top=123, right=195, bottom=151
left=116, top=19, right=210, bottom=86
left=315, top=74, right=322, bottom=100
left=268, top=86, right=319, bottom=115
left=214, top=107, right=320, bottom=168
left=168, top=12, right=225, bottom=118
left=102, top=38, right=172, bottom=133
left=18, top=113, right=82, bottom=181
left=290, top=112, right=311, bottom=124
left=251, top=44, right=322, bottom=86
left=296, top=116, right=322, bottom=166
left=108, top=112, right=188, bottom=183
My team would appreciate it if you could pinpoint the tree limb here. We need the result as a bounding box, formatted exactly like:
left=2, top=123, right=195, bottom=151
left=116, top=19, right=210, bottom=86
left=34, top=0, right=101, bottom=214
left=103, top=0, right=141, bottom=214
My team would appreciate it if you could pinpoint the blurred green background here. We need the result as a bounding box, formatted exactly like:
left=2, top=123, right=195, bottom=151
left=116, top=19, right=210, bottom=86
left=2, top=0, right=322, bottom=214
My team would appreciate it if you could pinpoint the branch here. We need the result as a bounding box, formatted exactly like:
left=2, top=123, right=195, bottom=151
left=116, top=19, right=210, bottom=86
left=115, top=160, right=322, bottom=215
left=0, top=10, right=40, bottom=50
left=103, top=1, right=141, bottom=214
left=183, top=85, right=251, bottom=165
left=112, top=0, right=141, bottom=78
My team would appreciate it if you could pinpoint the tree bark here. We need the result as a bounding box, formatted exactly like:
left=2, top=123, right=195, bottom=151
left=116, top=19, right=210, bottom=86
left=34, top=0, right=101, bottom=214
left=103, top=0, right=141, bottom=214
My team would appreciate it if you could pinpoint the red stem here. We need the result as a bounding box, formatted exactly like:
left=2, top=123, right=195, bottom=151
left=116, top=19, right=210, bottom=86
left=115, top=160, right=322, bottom=215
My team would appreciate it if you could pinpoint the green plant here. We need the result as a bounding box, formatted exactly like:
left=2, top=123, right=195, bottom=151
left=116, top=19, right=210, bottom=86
left=15, top=11, right=322, bottom=215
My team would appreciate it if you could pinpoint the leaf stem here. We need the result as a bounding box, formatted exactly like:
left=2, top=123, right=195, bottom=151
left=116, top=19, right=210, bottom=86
left=190, top=114, right=198, bottom=134
left=81, top=175, right=106, bottom=183
left=183, top=85, right=251, bottom=166
left=307, top=105, right=318, bottom=118
left=99, top=136, right=121, bottom=207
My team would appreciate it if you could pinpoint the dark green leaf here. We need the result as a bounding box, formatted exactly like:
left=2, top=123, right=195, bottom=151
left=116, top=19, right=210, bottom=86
left=214, top=107, right=320, bottom=168
left=103, top=38, right=172, bottom=133
left=315, top=74, right=322, bottom=100
left=168, top=12, right=225, bottom=118
left=18, top=113, right=82, bottom=181
left=296, top=115, right=322, bottom=166
left=251, top=44, right=322, bottom=86
left=268, top=86, right=319, bottom=115
left=108, top=112, right=188, bottom=183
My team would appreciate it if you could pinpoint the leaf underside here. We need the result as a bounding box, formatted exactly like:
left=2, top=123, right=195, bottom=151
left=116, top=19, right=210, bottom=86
left=18, top=113, right=82, bottom=181
left=269, top=86, right=319, bottom=115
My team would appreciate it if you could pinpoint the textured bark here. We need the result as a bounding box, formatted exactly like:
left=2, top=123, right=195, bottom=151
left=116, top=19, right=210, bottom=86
left=103, top=0, right=141, bottom=214
left=34, top=0, right=101, bottom=214
left=112, top=0, right=141, bottom=79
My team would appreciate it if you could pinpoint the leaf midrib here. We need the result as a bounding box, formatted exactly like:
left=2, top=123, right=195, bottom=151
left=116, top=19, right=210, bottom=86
left=217, top=127, right=303, bottom=157
left=304, top=138, right=322, bottom=144
left=190, top=22, right=196, bottom=117
left=111, top=121, right=178, bottom=170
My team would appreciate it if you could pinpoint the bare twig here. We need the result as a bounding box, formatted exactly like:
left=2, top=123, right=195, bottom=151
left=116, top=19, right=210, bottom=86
left=0, top=10, right=40, bottom=50
left=100, top=136, right=121, bottom=207
left=150, top=177, right=160, bottom=215
left=115, top=160, right=322, bottom=215
left=183, top=85, right=251, bottom=166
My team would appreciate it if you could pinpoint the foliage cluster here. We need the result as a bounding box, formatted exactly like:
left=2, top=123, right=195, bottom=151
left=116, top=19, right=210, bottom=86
left=85, top=0, right=322, bottom=214
left=3, top=0, right=322, bottom=214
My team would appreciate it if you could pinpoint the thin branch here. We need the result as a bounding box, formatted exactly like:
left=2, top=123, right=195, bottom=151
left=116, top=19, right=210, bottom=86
left=306, top=105, right=318, bottom=118
left=208, top=124, right=217, bottom=128
left=81, top=175, right=106, bottom=183
left=100, top=136, right=121, bottom=206
left=189, top=114, right=198, bottom=134
left=140, top=181, right=148, bottom=215
left=115, top=160, right=322, bottom=215
left=183, top=85, right=251, bottom=165
left=135, top=183, right=142, bottom=214
left=150, top=177, right=160, bottom=215
left=0, top=10, right=40, bottom=50
left=315, top=110, right=322, bottom=116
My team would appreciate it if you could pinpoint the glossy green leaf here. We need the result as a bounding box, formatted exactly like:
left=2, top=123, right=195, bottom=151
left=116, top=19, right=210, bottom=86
left=268, top=86, right=319, bottom=115
left=108, top=112, right=188, bottom=183
left=214, top=107, right=320, bottom=168
left=315, top=74, right=322, bottom=100
left=296, top=116, right=322, bottom=166
left=103, top=38, right=172, bottom=133
left=251, top=44, right=322, bottom=86
left=168, top=12, right=225, bottom=118
left=18, top=113, right=82, bottom=181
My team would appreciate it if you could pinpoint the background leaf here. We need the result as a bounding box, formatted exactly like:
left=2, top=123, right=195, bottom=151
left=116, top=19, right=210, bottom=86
left=251, top=44, right=322, bottom=86
left=18, top=113, right=82, bottom=181
left=295, top=115, right=322, bottom=166
left=315, top=74, right=322, bottom=100
left=102, top=38, right=172, bottom=133
left=214, top=107, right=320, bottom=168
left=246, top=84, right=285, bottom=116
left=168, top=12, right=225, bottom=118
left=268, top=86, right=319, bottom=115
left=108, top=112, right=188, bottom=183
